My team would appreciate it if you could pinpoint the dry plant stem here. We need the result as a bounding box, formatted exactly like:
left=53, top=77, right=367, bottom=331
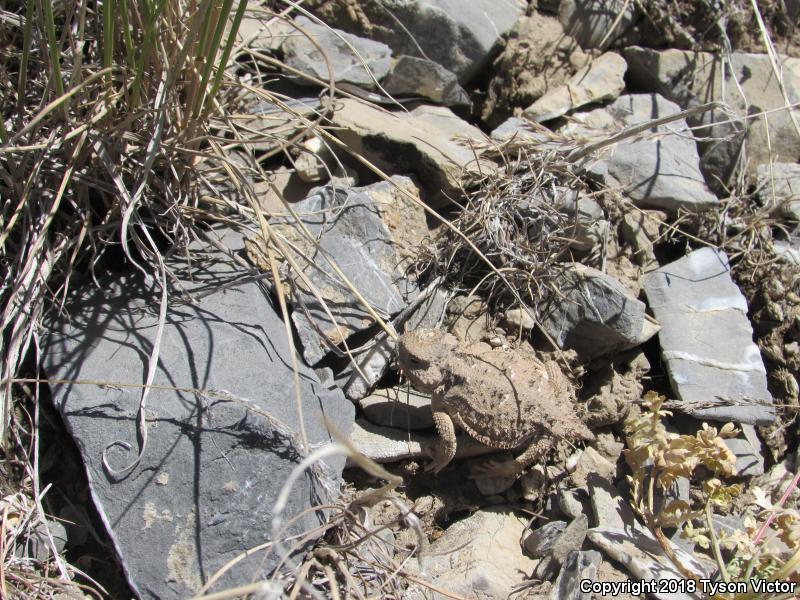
left=644, top=470, right=702, bottom=583
left=567, top=101, right=725, bottom=163
left=750, top=0, right=800, bottom=142
left=705, top=501, right=730, bottom=583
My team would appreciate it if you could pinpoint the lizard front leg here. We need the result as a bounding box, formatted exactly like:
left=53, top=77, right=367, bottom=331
left=426, top=409, right=457, bottom=475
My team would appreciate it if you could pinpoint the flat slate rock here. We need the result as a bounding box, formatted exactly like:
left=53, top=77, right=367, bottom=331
left=537, top=263, right=658, bottom=360
left=42, top=231, right=355, bottom=599
left=382, top=55, right=470, bottom=106
left=308, top=0, right=524, bottom=83
left=271, top=176, right=428, bottom=365
left=624, top=47, right=800, bottom=184
left=562, top=93, right=718, bottom=214
left=282, top=16, right=392, bottom=87
left=644, top=247, right=775, bottom=425
left=524, top=51, right=627, bottom=122
left=330, top=99, right=492, bottom=207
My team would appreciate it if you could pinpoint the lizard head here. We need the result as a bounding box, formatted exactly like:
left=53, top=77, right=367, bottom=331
left=397, top=328, right=457, bottom=392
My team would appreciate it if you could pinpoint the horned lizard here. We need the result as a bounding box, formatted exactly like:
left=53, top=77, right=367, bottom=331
left=397, top=328, right=594, bottom=477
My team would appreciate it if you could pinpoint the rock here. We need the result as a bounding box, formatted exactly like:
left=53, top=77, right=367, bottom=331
left=359, top=386, right=433, bottom=429
left=483, top=12, right=582, bottom=124
left=293, top=136, right=356, bottom=184
left=524, top=52, right=627, bottom=122
left=306, top=0, right=524, bottom=83
left=23, top=519, right=68, bottom=562
left=549, top=550, right=602, bottom=600
left=470, top=452, right=517, bottom=496
left=559, top=0, right=638, bottom=50
left=41, top=231, right=355, bottom=599
left=774, top=239, right=800, bottom=265
left=490, top=117, right=564, bottom=147
left=592, top=430, right=624, bottom=464
left=504, top=306, right=536, bottom=331
left=727, top=424, right=765, bottom=477
left=558, top=488, right=592, bottom=520
left=533, top=514, right=590, bottom=581
left=270, top=176, right=428, bottom=365
left=568, top=447, right=616, bottom=488
left=348, top=419, right=495, bottom=465
left=520, top=185, right=609, bottom=253
left=522, top=465, right=549, bottom=502
left=588, top=527, right=712, bottom=600
left=236, top=11, right=294, bottom=52
left=382, top=56, right=470, bottom=106
left=563, top=94, right=719, bottom=214
left=620, top=209, right=666, bottom=268
left=537, top=264, right=658, bottom=360
left=624, top=47, right=800, bottom=185
left=588, top=474, right=639, bottom=530
left=756, top=163, right=800, bottom=222
left=446, top=295, right=496, bottom=343
left=643, top=247, right=776, bottom=425
left=329, top=99, right=491, bottom=207
left=408, top=507, right=537, bottom=598
left=524, top=520, right=567, bottom=557
left=339, top=285, right=449, bottom=401
left=282, top=16, right=392, bottom=87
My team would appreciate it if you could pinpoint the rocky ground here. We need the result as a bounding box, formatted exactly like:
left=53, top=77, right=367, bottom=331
left=14, top=0, right=800, bottom=598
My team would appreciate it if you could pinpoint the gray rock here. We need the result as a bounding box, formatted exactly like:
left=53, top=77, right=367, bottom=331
left=592, top=429, right=624, bottom=464
left=330, top=99, right=492, bottom=207
left=643, top=247, right=776, bottom=425
left=41, top=231, right=355, bottom=599
left=624, top=47, right=800, bottom=185
left=490, top=117, right=563, bottom=147
left=588, top=527, right=711, bottom=600
left=559, top=0, right=638, bottom=50
left=271, top=176, right=428, bottom=365
left=524, top=520, right=567, bottom=557
left=563, top=94, right=719, bottom=214
left=558, top=488, right=591, bottom=520
left=339, top=285, right=449, bottom=401
left=359, top=386, right=433, bottom=430
left=568, top=447, right=616, bottom=488
left=22, top=519, right=68, bottom=562
left=282, top=16, right=392, bottom=87
left=504, top=307, right=536, bottom=331
left=308, top=0, right=524, bottom=84
left=524, top=52, right=627, bottom=122
left=549, top=550, right=602, bottom=600
left=620, top=209, right=666, bottom=268
left=537, top=263, right=658, bottom=360
left=382, top=56, right=470, bottom=106
left=521, top=186, right=608, bottom=253
left=727, top=424, right=765, bottom=477
left=348, top=419, right=495, bottom=465
left=408, top=507, right=537, bottom=598
left=756, top=162, right=800, bottom=222
left=775, top=239, right=800, bottom=265
left=533, top=514, right=590, bottom=580
left=588, top=474, right=639, bottom=530
left=236, top=12, right=294, bottom=52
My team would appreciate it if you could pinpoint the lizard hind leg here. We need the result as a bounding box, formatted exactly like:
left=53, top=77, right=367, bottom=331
left=470, top=437, right=554, bottom=479
left=426, top=410, right=457, bottom=475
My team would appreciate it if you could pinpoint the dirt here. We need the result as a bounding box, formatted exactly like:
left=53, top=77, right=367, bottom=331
left=481, top=12, right=586, bottom=127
